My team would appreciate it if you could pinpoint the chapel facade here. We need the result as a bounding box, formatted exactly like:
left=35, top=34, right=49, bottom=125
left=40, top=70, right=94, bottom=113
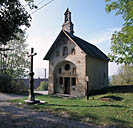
left=44, top=9, right=109, bottom=97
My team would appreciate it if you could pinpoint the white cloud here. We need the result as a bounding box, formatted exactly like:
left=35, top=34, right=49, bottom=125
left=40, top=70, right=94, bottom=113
left=109, top=62, right=122, bottom=76
left=88, top=27, right=121, bottom=45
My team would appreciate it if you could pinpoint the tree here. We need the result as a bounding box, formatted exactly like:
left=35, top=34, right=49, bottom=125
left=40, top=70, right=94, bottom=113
left=0, top=31, right=30, bottom=78
left=111, top=65, right=133, bottom=85
left=36, top=81, right=48, bottom=91
left=0, top=0, right=34, bottom=44
left=105, top=0, right=133, bottom=64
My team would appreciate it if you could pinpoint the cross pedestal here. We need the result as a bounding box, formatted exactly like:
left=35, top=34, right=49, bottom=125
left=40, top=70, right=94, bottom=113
left=28, top=72, right=35, bottom=101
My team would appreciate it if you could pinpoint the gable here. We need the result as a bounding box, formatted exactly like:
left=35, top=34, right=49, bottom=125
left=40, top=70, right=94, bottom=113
left=44, top=30, right=109, bottom=61
left=43, top=30, right=79, bottom=60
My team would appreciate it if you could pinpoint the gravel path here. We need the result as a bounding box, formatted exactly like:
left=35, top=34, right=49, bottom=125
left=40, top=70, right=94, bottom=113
left=0, top=92, right=113, bottom=128
left=0, top=92, right=25, bottom=101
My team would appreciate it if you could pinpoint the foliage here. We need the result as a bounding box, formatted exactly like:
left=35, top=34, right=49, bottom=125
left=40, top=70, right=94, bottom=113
left=0, top=0, right=32, bottom=44
left=0, top=73, right=12, bottom=92
left=0, top=31, right=30, bottom=78
left=36, top=81, right=48, bottom=91
left=111, top=65, right=133, bottom=85
left=11, top=79, right=28, bottom=93
left=0, top=73, right=28, bottom=93
left=105, top=0, right=133, bottom=64
left=13, top=92, right=133, bottom=128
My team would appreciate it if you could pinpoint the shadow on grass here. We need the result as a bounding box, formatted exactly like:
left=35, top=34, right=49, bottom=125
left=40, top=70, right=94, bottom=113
left=100, top=96, right=123, bottom=101
left=109, top=117, right=132, bottom=128
left=44, top=103, right=128, bottom=108
left=37, top=94, right=63, bottom=99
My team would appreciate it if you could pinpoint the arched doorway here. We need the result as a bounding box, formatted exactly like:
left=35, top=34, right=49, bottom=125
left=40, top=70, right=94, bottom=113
left=53, top=61, right=77, bottom=94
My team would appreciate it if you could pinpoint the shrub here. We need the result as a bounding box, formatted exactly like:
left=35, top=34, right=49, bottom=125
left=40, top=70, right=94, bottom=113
left=0, top=73, right=28, bottom=93
left=11, top=79, right=28, bottom=94
left=36, top=81, right=48, bottom=91
left=0, top=73, right=12, bottom=92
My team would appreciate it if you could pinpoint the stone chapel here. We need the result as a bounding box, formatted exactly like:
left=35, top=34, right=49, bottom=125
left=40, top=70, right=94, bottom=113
left=43, top=9, right=109, bottom=97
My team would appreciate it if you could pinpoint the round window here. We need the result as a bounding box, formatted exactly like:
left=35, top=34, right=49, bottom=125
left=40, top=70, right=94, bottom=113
left=64, top=64, right=70, bottom=70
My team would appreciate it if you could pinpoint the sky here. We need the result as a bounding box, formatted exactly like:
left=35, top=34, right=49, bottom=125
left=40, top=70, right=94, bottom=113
left=22, top=0, right=124, bottom=78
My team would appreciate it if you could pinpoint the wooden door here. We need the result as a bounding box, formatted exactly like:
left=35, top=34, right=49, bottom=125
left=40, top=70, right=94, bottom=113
left=64, top=77, right=70, bottom=94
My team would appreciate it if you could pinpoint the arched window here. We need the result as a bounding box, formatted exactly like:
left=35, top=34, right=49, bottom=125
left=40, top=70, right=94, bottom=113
left=71, top=48, right=76, bottom=55
left=64, top=64, right=70, bottom=71
left=56, top=51, right=60, bottom=57
left=59, top=77, right=63, bottom=85
left=72, top=77, right=76, bottom=86
left=63, top=47, right=68, bottom=56
left=59, top=68, right=62, bottom=74
left=73, top=67, right=76, bottom=74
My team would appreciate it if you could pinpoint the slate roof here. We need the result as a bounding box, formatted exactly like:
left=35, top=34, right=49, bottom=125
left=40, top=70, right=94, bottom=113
left=44, top=30, right=109, bottom=61
left=65, top=31, right=109, bottom=61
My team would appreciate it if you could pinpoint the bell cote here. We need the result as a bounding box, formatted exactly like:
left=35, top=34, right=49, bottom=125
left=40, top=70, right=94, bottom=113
left=62, top=8, right=74, bottom=35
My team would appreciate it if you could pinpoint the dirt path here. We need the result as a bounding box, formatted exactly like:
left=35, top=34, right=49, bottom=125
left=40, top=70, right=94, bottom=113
left=0, top=92, right=25, bottom=101
left=0, top=92, right=111, bottom=128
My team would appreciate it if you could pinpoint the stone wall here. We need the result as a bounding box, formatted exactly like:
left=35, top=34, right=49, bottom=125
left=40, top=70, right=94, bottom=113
left=48, top=35, right=86, bottom=97
left=86, top=56, right=108, bottom=91
left=14, top=78, right=48, bottom=89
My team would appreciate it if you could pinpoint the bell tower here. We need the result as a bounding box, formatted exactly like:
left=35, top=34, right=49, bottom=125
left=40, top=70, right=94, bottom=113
left=62, top=8, right=74, bottom=35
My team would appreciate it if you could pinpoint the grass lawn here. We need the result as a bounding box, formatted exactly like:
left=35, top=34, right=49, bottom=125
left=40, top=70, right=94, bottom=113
left=12, top=92, right=133, bottom=128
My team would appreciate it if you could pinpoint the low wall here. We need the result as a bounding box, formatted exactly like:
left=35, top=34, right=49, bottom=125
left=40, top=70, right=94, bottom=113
left=88, top=85, right=133, bottom=96
left=14, top=79, right=48, bottom=89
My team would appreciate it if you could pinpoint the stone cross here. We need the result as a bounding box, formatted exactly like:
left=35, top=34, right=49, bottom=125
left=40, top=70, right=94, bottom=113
left=28, top=48, right=37, bottom=101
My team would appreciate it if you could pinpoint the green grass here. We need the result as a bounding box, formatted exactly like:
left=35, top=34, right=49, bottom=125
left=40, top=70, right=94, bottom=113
left=12, top=93, right=133, bottom=128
